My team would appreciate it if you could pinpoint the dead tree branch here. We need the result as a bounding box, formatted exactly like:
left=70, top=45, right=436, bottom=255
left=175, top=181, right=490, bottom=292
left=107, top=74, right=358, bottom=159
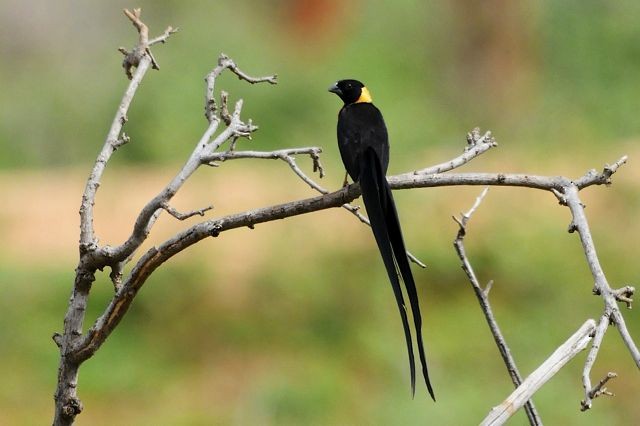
left=54, top=9, right=638, bottom=425
left=482, top=320, right=597, bottom=426
left=453, top=188, right=542, bottom=426
left=448, top=157, right=637, bottom=423
left=55, top=9, right=178, bottom=426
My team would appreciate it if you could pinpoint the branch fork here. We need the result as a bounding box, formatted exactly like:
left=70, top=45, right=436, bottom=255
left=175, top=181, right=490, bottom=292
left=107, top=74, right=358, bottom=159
left=118, top=8, right=178, bottom=79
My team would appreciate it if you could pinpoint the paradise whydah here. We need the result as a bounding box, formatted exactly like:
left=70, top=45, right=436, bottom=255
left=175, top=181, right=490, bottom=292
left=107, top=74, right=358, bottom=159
left=329, top=79, right=435, bottom=399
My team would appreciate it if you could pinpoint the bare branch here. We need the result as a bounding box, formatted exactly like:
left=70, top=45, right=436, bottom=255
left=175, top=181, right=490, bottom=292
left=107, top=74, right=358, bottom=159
left=119, top=8, right=177, bottom=78
left=564, top=185, right=640, bottom=371
left=79, top=55, right=152, bottom=252
left=612, top=285, right=634, bottom=309
left=148, top=26, right=179, bottom=46
left=408, top=128, right=497, bottom=176
left=218, top=53, right=278, bottom=85
left=56, top=10, right=176, bottom=426
left=161, top=202, right=214, bottom=220
left=453, top=187, right=542, bottom=426
left=482, top=320, right=596, bottom=426
left=574, top=155, right=628, bottom=189
left=205, top=53, right=277, bottom=123
left=581, top=372, right=617, bottom=411
left=73, top=153, right=636, bottom=363
left=58, top=9, right=638, bottom=424
left=123, top=8, right=148, bottom=43
left=581, top=313, right=613, bottom=411
left=203, top=147, right=322, bottom=162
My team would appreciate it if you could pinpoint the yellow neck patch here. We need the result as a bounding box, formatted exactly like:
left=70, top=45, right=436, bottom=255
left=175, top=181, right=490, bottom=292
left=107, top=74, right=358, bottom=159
left=355, top=87, right=373, bottom=103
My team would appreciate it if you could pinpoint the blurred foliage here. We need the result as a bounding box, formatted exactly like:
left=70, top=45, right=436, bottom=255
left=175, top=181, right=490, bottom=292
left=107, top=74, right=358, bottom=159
left=1, top=0, right=639, bottom=425
left=1, top=0, right=639, bottom=168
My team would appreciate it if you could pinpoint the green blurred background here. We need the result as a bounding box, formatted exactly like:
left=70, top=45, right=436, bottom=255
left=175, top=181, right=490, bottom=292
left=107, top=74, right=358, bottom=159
left=1, top=0, right=639, bottom=424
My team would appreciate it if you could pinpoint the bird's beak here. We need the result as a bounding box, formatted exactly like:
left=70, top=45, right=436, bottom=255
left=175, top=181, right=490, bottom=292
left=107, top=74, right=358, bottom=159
left=328, top=83, right=342, bottom=96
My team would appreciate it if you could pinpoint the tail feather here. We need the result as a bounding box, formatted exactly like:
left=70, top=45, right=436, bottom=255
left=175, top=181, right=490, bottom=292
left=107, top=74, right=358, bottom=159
left=382, top=179, right=435, bottom=400
left=359, top=147, right=435, bottom=400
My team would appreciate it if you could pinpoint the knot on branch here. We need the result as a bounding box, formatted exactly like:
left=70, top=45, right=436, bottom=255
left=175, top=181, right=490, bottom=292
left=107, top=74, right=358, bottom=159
left=78, top=237, right=100, bottom=256
left=118, top=8, right=177, bottom=79
left=113, top=132, right=131, bottom=149
left=209, top=222, right=223, bottom=238
left=74, top=268, right=96, bottom=291
left=52, top=332, right=63, bottom=348
left=61, top=396, right=83, bottom=419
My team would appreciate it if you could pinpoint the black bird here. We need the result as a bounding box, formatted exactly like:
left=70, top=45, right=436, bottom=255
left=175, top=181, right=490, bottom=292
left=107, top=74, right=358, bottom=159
left=329, top=79, right=435, bottom=400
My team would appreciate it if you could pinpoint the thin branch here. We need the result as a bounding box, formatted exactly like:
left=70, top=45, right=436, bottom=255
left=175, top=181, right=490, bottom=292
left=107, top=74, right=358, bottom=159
left=219, top=53, right=279, bottom=85
left=581, top=372, right=617, bottom=411
left=453, top=187, right=542, bottom=426
left=148, top=26, right=179, bottom=46
left=123, top=8, right=148, bottom=43
left=118, top=8, right=177, bottom=78
left=564, top=185, right=640, bottom=372
left=79, top=57, right=152, bottom=252
left=573, top=155, right=628, bottom=189
left=481, top=320, right=597, bottom=426
left=410, top=127, right=498, bottom=176
left=161, top=202, right=214, bottom=220
left=204, top=53, right=277, bottom=123
left=581, top=313, right=613, bottom=411
left=612, top=285, right=635, bottom=309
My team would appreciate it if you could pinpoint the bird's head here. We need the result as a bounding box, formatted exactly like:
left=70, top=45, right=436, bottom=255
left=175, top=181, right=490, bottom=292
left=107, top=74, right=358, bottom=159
left=328, top=79, right=372, bottom=105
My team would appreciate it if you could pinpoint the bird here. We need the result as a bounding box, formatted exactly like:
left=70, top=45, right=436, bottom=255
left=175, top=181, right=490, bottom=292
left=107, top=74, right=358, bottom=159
left=328, top=79, right=435, bottom=400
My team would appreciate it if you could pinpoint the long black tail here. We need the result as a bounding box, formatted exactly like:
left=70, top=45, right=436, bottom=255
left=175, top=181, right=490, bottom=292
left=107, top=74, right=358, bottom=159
left=359, top=147, right=435, bottom=400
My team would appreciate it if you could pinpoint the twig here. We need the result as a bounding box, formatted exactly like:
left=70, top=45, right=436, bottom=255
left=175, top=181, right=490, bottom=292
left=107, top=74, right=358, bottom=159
left=581, top=372, right=617, bottom=411
left=453, top=187, right=542, bottom=426
left=161, top=202, right=214, bottom=220
left=219, top=53, right=279, bottom=84
left=573, top=155, right=628, bottom=189
left=204, top=53, right=277, bottom=123
left=580, top=313, right=609, bottom=411
left=612, top=285, right=635, bottom=309
left=563, top=183, right=640, bottom=410
left=118, top=8, right=177, bottom=78
left=481, top=320, right=596, bottom=426
left=148, top=25, right=179, bottom=46
left=410, top=127, right=498, bottom=176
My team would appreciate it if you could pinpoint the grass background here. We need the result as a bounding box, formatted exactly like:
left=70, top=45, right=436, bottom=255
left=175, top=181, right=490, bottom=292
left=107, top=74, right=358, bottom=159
left=1, top=0, right=639, bottom=424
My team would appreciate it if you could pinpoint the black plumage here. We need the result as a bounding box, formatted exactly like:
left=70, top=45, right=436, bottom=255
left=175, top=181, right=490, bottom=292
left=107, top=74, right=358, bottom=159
left=329, top=79, right=435, bottom=399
